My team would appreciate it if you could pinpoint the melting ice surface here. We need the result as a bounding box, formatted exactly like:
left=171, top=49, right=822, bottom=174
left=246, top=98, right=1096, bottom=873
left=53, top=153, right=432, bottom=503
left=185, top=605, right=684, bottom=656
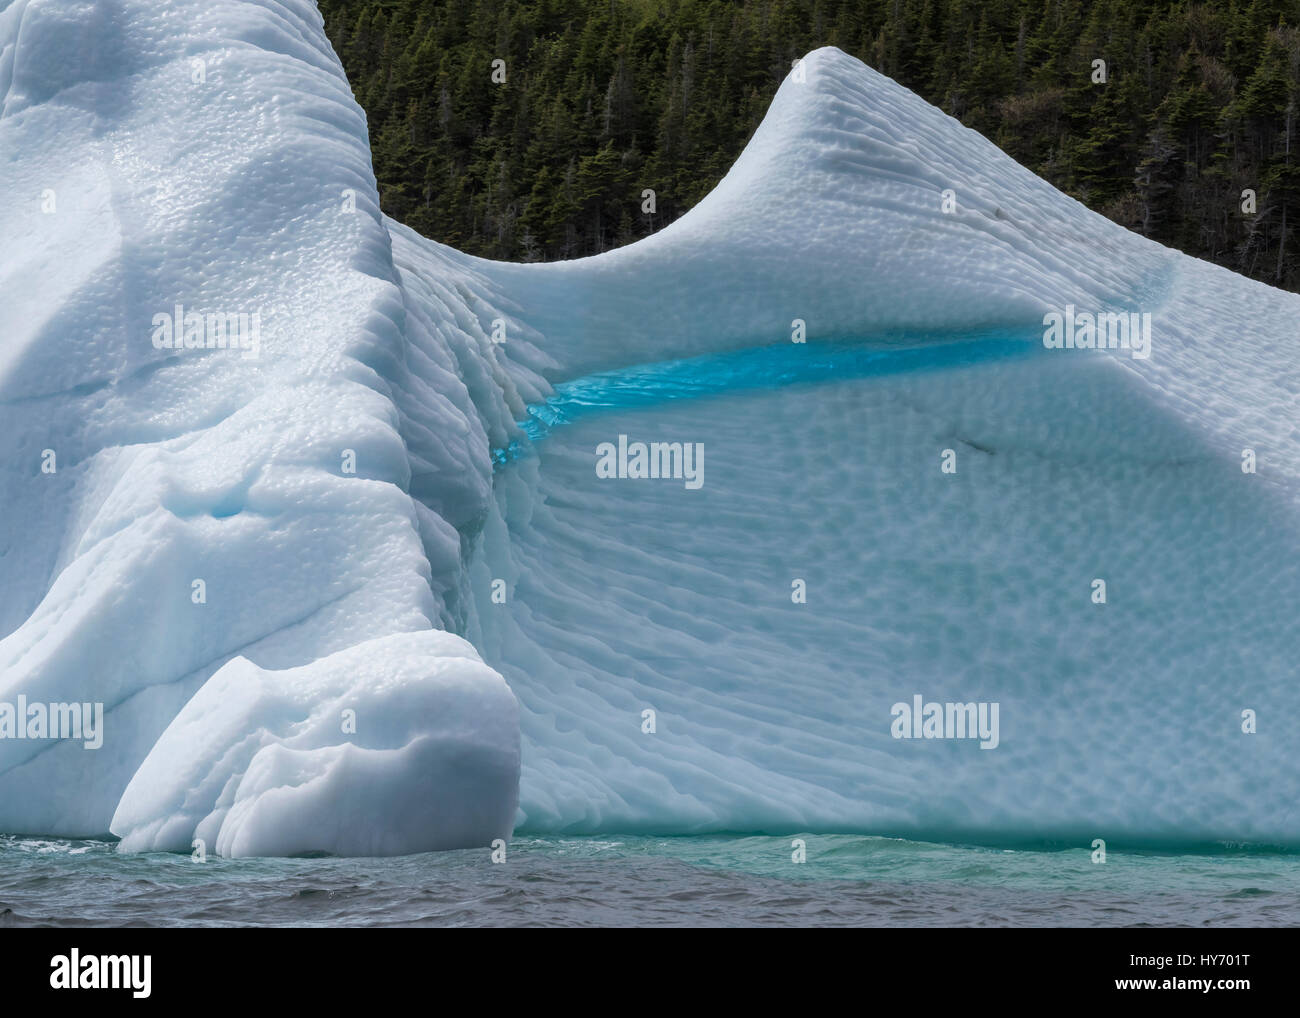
left=479, top=334, right=1300, bottom=846
left=1, top=0, right=1298, bottom=857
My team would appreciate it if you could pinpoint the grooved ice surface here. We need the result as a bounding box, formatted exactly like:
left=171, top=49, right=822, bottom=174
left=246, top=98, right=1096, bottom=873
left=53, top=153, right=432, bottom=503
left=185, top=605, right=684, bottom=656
left=401, top=51, right=1300, bottom=844
left=0, top=1, right=1296, bottom=855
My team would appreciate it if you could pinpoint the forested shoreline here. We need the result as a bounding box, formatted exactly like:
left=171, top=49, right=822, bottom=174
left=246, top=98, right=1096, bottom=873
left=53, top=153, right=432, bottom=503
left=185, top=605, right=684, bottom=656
left=319, top=0, right=1300, bottom=291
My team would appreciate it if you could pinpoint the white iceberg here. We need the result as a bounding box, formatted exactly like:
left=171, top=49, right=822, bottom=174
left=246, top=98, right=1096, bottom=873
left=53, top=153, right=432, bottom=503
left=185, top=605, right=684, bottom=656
left=0, top=0, right=1296, bottom=855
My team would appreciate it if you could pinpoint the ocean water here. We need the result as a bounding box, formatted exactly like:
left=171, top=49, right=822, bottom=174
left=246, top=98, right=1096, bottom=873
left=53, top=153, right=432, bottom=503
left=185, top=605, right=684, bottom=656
left=2, top=835, right=1296, bottom=927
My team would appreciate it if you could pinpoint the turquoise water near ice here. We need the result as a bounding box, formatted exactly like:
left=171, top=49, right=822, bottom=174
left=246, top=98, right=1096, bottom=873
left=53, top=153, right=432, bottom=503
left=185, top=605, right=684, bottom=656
left=2, top=834, right=1296, bottom=927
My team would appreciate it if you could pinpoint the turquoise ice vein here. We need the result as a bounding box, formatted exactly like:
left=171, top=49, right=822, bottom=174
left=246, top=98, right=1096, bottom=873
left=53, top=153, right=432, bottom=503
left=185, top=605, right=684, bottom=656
left=496, top=328, right=1048, bottom=462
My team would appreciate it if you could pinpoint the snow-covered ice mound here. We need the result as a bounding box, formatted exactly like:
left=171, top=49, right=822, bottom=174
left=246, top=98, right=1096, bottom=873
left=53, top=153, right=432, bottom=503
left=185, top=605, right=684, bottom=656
left=0, top=0, right=527, bottom=855
left=0, top=0, right=1296, bottom=854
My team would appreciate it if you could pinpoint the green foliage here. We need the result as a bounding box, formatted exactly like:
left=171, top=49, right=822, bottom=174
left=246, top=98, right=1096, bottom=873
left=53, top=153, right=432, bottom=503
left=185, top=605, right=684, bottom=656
left=319, top=0, right=1300, bottom=289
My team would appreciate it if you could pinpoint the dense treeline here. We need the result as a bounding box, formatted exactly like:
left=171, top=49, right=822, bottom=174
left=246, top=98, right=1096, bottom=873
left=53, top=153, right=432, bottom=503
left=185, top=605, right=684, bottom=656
left=319, top=0, right=1300, bottom=290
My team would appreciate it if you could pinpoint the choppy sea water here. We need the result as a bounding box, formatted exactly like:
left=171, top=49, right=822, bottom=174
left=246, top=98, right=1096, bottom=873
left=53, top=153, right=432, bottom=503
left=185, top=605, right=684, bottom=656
left=2, top=835, right=1296, bottom=927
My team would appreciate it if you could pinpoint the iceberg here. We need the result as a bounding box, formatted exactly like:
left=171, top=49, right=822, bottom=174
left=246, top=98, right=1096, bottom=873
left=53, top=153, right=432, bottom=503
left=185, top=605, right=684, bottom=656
left=0, top=0, right=1296, bottom=855
left=0, top=0, right=526, bottom=855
